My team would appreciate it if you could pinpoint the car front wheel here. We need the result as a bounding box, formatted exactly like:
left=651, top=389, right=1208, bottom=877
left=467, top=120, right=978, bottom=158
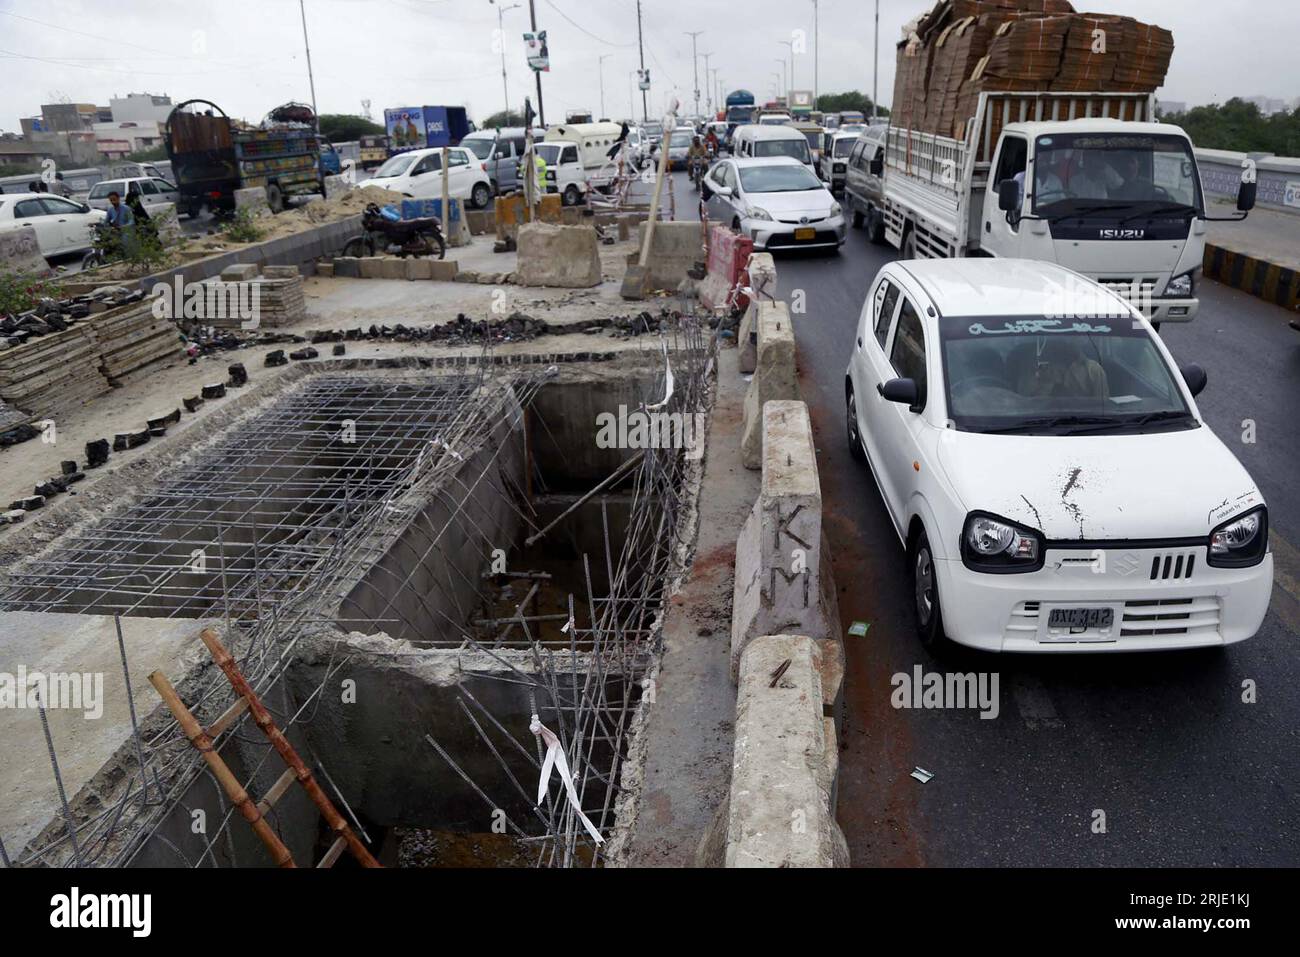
left=911, top=529, right=950, bottom=653
left=846, top=383, right=867, bottom=463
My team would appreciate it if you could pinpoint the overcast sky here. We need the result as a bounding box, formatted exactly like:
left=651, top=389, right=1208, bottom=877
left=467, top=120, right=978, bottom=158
left=1, top=0, right=1297, bottom=132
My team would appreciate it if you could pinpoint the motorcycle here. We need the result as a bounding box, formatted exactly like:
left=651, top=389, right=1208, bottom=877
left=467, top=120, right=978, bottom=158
left=688, top=155, right=708, bottom=192
left=342, top=203, right=446, bottom=260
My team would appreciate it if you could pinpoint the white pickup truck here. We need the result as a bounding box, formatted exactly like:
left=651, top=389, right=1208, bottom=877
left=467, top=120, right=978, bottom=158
left=875, top=91, right=1256, bottom=325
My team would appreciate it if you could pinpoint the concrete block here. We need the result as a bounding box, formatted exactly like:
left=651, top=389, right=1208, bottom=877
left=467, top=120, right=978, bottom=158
left=731, top=401, right=830, bottom=680
left=740, top=301, right=798, bottom=469
left=358, top=257, right=386, bottom=279
left=618, top=217, right=631, bottom=242
left=332, top=257, right=360, bottom=278
left=405, top=258, right=434, bottom=280
left=631, top=221, right=704, bottom=292
left=516, top=222, right=602, bottom=288
left=234, top=186, right=271, bottom=217
left=323, top=174, right=350, bottom=199
left=263, top=265, right=300, bottom=280
left=430, top=259, right=459, bottom=282
left=220, top=263, right=260, bottom=282
left=379, top=257, right=407, bottom=280
left=739, top=254, right=776, bottom=372
left=0, top=227, right=49, bottom=276
left=151, top=203, right=183, bottom=246
left=725, top=635, right=849, bottom=868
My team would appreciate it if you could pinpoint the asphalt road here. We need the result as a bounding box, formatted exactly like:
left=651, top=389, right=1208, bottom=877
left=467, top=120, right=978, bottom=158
left=664, top=169, right=1300, bottom=867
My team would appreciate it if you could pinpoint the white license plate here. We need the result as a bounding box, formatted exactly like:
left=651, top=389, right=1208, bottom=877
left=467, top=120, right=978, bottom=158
left=1041, top=605, right=1118, bottom=642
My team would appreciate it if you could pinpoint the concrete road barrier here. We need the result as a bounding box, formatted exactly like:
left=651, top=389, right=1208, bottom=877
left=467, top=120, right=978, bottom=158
left=720, top=634, right=848, bottom=868
left=626, top=221, right=704, bottom=292
left=516, top=222, right=602, bottom=288
left=234, top=186, right=271, bottom=218
left=737, top=253, right=776, bottom=373
left=731, top=400, right=835, bottom=682
left=1203, top=242, right=1300, bottom=314
left=698, top=224, right=754, bottom=313
left=0, top=226, right=51, bottom=277
left=323, top=175, right=350, bottom=200
left=740, top=301, right=798, bottom=469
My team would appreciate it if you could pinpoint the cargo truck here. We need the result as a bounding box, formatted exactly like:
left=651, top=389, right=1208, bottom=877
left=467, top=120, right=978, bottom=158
left=868, top=91, right=1256, bottom=325
left=164, top=99, right=326, bottom=216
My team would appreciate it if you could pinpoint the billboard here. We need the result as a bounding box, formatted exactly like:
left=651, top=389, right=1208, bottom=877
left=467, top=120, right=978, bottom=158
left=383, top=107, right=467, bottom=152
left=385, top=107, right=426, bottom=152
left=524, top=31, right=550, bottom=72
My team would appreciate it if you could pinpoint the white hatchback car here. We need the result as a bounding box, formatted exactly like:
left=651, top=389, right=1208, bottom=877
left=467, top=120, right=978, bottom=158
left=0, top=192, right=107, bottom=258
left=702, top=156, right=846, bottom=252
left=845, top=258, right=1272, bottom=653
left=361, top=147, right=494, bottom=209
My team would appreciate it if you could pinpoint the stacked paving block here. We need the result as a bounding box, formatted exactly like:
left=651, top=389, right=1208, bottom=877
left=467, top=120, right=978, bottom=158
left=0, top=323, right=110, bottom=418
left=84, top=300, right=184, bottom=386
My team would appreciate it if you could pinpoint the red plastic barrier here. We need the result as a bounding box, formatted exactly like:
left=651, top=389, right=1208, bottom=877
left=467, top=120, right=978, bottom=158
left=700, top=223, right=754, bottom=312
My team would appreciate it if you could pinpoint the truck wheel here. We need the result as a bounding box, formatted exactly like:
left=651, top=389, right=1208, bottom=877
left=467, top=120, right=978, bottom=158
left=902, top=228, right=918, bottom=260
left=851, top=206, right=865, bottom=230
left=265, top=183, right=285, bottom=214
left=472, top=182, right=491, bottom=209
left=868, top=209, right=887, bottom=245
left=563, top=185, right=582, bottom=207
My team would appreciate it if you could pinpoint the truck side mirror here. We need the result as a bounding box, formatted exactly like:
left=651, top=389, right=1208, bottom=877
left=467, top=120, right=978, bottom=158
left=1179, top=363, right=1208, bottom=397
left=998, top=179, right=1020, bottom=212
left=1236, top=180, right=1257, bottom=212
left=870, top=156, right=884, bottom=177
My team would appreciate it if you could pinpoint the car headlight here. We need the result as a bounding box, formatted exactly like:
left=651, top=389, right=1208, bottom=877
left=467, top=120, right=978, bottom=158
left=961, top=512, right=1044, bottom=574
left=749, top=206, right=773, bottom=221
left=1165, top=269, right=1197, bottom=298
left=830, top=202, right=843, bottom=218
left=1208, top=506, right=1267, bottom=568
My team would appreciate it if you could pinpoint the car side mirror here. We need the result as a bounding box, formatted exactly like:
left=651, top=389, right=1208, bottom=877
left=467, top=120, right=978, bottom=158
left=870, top=156, right=884, bottom=177
left=1179, top=362, right=1208, bottom=397
left=1236, top=180, right=1257, bottom=212
left=713, top=185, right=733, bottom=197
left=877, top=377, right=920, bottom=409
left=998, top=179, right=1020, bottom=212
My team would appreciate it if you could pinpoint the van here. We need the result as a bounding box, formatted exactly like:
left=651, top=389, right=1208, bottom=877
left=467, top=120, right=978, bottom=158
left=534, top=140, right=588, bottom=206
left=731, top=125, right=813, bottom=167
left=461, top=127, right=540, bottom=195
left=544, top=122, right=624, bottom=186
left=842, top=126, right=887, bottom=242
left=818, top=131, right=861, bottom=193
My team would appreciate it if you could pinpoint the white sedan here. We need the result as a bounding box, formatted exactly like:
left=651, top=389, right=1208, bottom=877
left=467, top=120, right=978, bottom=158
left=0, top=192, right=107, bottom=258
left=702, top=156, right=846, bottom=252
left=845, top=258, right=1272, bottom=653
left=361, top=147, right=494, bottom=209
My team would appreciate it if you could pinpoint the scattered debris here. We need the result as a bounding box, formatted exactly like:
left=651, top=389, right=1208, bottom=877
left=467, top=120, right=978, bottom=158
left=911, top=767, right=935, bottom=784
left=848, top=621, right=871, bottom=637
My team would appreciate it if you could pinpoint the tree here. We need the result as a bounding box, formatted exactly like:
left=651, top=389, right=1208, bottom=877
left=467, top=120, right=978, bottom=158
left=815, top=91, right=888, bottom=118
left=127, top=145, right=167, bottom=162
left=480, top=110, right=526, bottom=129
left=1162, top=98, right=1300, bottom=156
left=318, top=114, right=385, bottom=142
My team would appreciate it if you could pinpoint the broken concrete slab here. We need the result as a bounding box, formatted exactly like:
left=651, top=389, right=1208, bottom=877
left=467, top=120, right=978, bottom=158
left=516, top=223, right=602, bottom=288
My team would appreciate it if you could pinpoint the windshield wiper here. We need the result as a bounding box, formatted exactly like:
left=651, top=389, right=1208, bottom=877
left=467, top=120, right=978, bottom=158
left=1063, top=410, right=1194, bottom=434
left=981, top=414, right=1118, bottom=435
left=1117, top=203, right=1198, bottom=224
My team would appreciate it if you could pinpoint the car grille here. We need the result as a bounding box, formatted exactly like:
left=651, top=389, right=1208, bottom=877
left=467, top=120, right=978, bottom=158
left=1149, top=550, right=1198, bottom=581
left=766, top=229, right=839, bottom=247
left=1098, top=278, right=1158, bottom=302
left=777, top=215, right=826, bottom=224
left=1005, top=596, right=1222, bottom=642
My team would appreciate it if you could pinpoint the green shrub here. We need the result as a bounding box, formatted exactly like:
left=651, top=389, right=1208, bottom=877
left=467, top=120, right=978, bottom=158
left=0, top=271, right=64, bottom=319
left=222, top=207, right=265, bottom=244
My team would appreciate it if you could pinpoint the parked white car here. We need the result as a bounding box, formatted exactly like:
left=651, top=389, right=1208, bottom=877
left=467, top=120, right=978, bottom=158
left=0, top=192, right=106, bottom=258
left=534, top=140, right=588, bottom=206
left=844, top=258, right=1272, bottom=653
left=87, top=177, right=181, bottom=215
left=361, top=147, right=494, bottom=209
left=702, top=156, right=846, bottom=252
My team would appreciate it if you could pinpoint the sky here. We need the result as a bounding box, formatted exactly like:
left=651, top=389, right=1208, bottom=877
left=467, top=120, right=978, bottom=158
left=1, top=0, right=1297, bottom=133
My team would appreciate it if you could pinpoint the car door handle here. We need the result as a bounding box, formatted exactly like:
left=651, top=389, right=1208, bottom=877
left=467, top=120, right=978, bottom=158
left=857, top=337, right=863, bottom=349
left=876, top=383, right=885, bottom=397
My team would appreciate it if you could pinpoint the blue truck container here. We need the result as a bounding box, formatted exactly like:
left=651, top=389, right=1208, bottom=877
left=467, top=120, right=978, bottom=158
left=384, top=106, right=471, bottom=154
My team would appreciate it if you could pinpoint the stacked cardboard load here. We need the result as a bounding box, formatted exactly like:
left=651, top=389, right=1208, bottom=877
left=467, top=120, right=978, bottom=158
left=895, top=0, right=1174, bottom=138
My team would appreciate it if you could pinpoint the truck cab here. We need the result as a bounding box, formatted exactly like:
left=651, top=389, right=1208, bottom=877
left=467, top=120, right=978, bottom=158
left=983, top=119, right=1207, bottom=323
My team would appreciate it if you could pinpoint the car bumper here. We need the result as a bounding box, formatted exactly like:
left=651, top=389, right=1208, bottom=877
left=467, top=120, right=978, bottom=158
left=934, top=547, right=1273, bottom=653
left=746, top=215, right=847, bottom=251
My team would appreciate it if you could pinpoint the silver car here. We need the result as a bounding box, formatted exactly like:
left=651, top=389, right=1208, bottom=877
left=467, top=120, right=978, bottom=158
left=87, top=177, right=181, bottom=216
left=666, top=128, right=695, bottom=170
left=701, top=156, right=846, bottom=252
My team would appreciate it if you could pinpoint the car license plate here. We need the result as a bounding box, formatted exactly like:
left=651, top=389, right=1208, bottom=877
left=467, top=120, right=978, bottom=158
left=794, top=227, right=816, bottom=241
left=1047, top=607, right=1114, bottom=632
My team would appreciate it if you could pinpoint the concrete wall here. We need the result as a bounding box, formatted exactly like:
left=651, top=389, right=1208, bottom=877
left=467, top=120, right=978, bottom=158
left=1196, top=148, right=1300, bottom=213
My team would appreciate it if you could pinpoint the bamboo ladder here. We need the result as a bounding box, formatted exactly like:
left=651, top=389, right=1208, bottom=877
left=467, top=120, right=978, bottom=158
left=149, top=627, right=381, bottom=868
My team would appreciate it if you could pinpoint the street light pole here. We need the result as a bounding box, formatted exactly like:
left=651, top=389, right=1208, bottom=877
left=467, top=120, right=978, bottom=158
left=812, top=0, right=820, bottom=110
left=780, top=39, right=795, bottom=91
left=684, top=31, right=703, bottom=119
left=492, top=2, right=522, bottom=122
left=873, top=0, right=880, bottom=120
left=702, top=52, right=713, bottom=115
left=775, top=58, right=787, bottom=104
left=636, top=0, right=648, bottom=122
left=527, top=0, right=544, bottom=126
left=298, top=0, right=318, bottom=131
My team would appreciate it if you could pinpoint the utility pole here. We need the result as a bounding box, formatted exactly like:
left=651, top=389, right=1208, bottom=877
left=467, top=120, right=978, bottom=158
left=702, top=53, right=713, bottom=115
left=812, top=0, right=820, bottom=111
left=492, top=2, right=522, bottom=123
left=298, top=0, right=318, bottom=132
left=775, top=57, right=787, bottom=103
left=780, top=38, right=795, bottom=91
left=636, top=0, right=648, bottom=123
left=684, top=31, right=703, bottom=119
left=711, top=69, right=720, bottom=117
left=527, top=0, right=545, bottom=126
left=873, top=0, right=880, bottom=120
left=598, top=54, right=611, bottom=120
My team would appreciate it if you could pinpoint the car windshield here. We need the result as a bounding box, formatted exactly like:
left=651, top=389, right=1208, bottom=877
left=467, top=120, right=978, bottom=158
left=535, top=144, right=563, bottom=164
left=833, top=138, right=855, bottom=158
left=462, top=137, right=495, bottom=160
left=738, top=163, right=823, bottom=193
left=1032, top=132, right=1203, bottom=215
left=753, top=139, right=811, bottom=163
left=373, top=154, right=417, bottom=178
left=939, top=316, right=1195, bottom=434
left=670, top=132, right=692, bottom=147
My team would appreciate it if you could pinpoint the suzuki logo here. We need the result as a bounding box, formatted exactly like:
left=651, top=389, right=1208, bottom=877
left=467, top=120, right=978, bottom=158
left=1113, top=553, right=1141, bottom=577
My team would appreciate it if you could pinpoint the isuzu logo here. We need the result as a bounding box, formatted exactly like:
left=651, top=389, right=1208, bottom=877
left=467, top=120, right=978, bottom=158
left=1098, top=228, right=1146, bottom=239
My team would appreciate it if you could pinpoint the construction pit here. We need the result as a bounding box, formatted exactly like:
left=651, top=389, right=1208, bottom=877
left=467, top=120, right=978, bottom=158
left=0, top=307, right=713, bottom=867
